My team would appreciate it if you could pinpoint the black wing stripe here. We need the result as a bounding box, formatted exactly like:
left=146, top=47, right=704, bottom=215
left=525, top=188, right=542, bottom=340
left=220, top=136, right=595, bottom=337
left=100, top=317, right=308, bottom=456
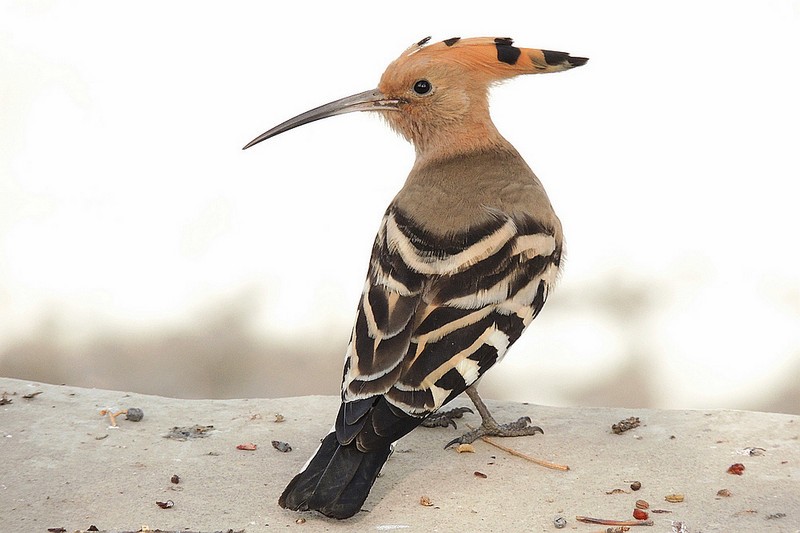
left=401, top=314, right=497, bottom=388
left=391, top=208, right=508, bottom=255
left=433, top=367, right=468, bottom=404
left=386, top=386, right=435, bottom=412
left=506, top=255, right=552, bottom=298
left=493, top=312, right=527, bottom=345
left=353, top=302, right=414, bottom=379
left=415, top=305, right=486, bottom=336
left=371, top=221, right=425, bottom=294
left=365, top=286, right=417, bottom=337
left=386, top=211, right=518, bottom=275
left=347, top=362, right=404, bottom=398
left=432, top=238, right=516, bottom=302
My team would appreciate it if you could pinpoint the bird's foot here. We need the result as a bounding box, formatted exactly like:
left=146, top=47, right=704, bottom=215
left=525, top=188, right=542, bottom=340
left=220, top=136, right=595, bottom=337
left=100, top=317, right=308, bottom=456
left=420, top=407, right=473, bottom=429
left=444, top=416, right=543, bottom=448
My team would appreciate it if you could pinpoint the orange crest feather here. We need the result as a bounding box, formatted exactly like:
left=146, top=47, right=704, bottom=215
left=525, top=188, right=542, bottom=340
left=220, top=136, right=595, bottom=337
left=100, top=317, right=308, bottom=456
left=393, top=36, right=587, bottom=82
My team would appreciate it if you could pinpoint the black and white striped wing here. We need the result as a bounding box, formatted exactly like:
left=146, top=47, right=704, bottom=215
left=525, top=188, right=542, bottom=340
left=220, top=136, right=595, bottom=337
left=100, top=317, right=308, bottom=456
left=338, top=205, right=561, bottom=445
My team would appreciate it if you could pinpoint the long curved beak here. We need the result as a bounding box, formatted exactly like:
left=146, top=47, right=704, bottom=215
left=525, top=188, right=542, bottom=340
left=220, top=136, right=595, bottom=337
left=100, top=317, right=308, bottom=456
left=243, top=89, right=399, bottom=150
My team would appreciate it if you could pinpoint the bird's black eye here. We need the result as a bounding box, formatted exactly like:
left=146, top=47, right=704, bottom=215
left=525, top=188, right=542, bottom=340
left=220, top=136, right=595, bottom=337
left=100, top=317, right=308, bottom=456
left=413, top=79, right=432, bottom=95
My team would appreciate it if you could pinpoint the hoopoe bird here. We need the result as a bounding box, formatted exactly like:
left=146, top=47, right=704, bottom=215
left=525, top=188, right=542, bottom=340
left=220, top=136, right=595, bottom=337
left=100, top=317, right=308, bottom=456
left=244, top=36, right=587, bottom=519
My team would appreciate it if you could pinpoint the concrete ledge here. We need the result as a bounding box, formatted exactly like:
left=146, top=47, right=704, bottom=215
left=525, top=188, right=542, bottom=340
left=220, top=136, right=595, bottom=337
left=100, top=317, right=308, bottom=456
left=1, top=377, right=798, bottom=532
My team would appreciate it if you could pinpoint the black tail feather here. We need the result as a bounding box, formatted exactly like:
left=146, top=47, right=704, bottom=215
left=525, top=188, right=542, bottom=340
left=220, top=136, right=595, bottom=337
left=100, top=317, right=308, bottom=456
left=278, top=432, right=339, bottom=511
left=278, top=432, right=391, bottom=519
left=279, top=398, right=424, bottom=519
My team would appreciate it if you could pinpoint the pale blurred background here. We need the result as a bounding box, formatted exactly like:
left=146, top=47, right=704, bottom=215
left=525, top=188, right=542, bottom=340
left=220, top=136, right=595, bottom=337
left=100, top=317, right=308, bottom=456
left=1, top=1, right=798, bottom=414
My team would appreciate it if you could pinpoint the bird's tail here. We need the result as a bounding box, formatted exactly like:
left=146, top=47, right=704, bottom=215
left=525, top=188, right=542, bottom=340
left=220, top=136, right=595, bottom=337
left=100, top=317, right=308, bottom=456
left=278, top=431, right=393, bottom=519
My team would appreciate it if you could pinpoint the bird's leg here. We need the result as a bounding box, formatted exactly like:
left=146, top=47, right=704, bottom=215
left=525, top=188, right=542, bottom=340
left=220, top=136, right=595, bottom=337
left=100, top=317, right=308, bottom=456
left=420, top=406, right=473, bottom=429
left=444, top=385, right=543, bottom=448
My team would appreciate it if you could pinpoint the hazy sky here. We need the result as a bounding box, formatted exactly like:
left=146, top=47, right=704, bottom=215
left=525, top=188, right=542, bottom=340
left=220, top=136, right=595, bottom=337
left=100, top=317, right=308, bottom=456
left=1, top=1, right=798, bottom=410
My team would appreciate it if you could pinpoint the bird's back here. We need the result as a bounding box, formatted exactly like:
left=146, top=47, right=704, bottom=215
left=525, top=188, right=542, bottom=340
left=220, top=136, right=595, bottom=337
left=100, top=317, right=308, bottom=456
left=396, top=146, right=562, bottom=241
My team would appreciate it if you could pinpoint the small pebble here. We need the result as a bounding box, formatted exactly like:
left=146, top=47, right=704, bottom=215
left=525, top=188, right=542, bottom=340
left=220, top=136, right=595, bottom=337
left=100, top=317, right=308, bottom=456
left=743, top=446, right=765, bottom=456
left=611, top=416, right=640, bottom=434
left=125, top=407, right=144, bottom=422
left=727, top=463, right=745, bottom=475
left=553, top=515, right=567, bottom=529
left=272, top=440, right=292, bottom=452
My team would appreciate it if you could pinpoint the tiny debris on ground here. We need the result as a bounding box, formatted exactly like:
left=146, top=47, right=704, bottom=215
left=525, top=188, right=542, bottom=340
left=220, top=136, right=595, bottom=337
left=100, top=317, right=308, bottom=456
left=271, top=440, right=292, bottom=452
left=612, top=416, right=641, bottom=434
left=671, top=521, right=689, bottom=533
left=575, top=515, right=653, bottom=526
left=163, top=425, right=215, bottom=440
left=727, top=463, right=746, bottom=475
left=741, top=446, right=766, bottom=456
left=100, top=407, right=143, bottom=427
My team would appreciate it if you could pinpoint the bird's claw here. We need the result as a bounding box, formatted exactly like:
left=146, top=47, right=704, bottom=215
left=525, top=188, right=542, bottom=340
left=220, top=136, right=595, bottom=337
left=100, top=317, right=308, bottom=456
left=444, top=416, right=544, bottom=449
left=420, top=406, right=474, bottom=429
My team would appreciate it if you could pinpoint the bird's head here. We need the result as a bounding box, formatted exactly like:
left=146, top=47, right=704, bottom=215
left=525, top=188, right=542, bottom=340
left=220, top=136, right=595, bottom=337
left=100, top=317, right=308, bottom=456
left=244, top=37, right=587, bottom=156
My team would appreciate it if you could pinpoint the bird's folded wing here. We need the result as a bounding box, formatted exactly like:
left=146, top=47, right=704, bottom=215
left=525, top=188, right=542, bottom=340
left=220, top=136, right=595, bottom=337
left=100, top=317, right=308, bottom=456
left=340, top=204, right=561, bottom=435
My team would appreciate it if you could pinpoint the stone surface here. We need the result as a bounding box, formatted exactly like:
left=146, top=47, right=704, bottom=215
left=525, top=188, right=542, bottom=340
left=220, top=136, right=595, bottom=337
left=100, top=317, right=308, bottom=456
left=0, top=377, right=798, bottom=532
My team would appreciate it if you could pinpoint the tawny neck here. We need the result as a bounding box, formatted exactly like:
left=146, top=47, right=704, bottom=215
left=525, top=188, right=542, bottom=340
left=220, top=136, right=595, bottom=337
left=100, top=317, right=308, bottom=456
left=413, top=118, right=511, bottom=166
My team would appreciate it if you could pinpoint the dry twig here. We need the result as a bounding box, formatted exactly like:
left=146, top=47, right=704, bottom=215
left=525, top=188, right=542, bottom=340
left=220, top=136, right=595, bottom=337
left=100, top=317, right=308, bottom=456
left=576, top=515, right=653, bottom=526
left=465, top=425, right=569, bottom=471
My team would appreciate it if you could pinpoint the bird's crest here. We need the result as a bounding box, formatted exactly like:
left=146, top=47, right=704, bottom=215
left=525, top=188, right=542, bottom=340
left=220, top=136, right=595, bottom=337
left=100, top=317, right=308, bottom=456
left=392, top=36, right=588, bottom=82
